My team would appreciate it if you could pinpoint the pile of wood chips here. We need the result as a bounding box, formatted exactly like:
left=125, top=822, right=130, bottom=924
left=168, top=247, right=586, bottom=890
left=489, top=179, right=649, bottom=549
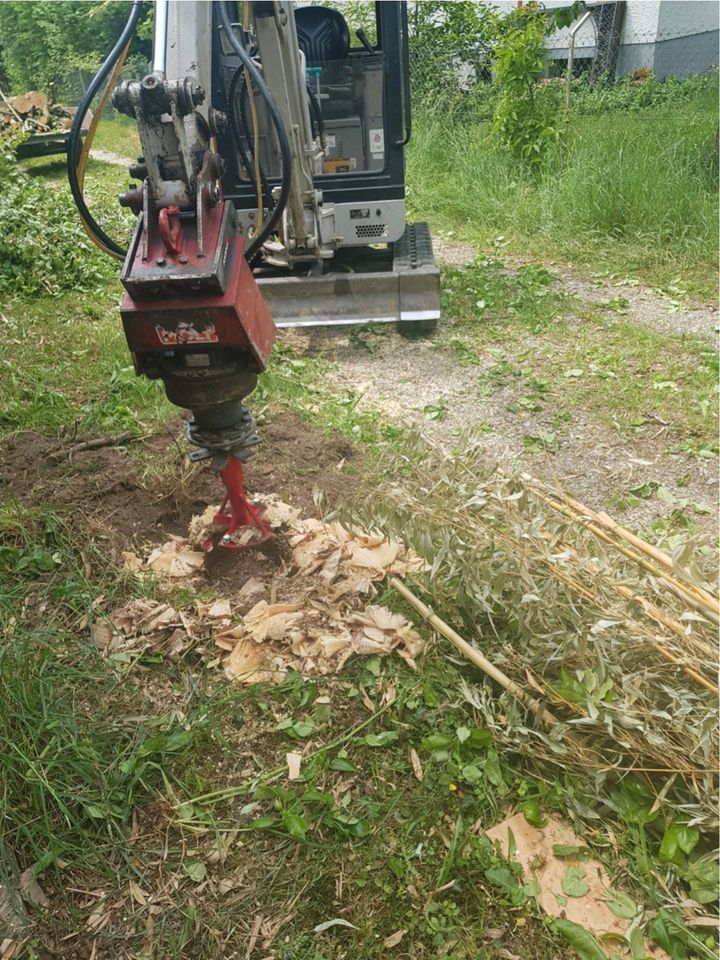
left=99, top=496, right=427, bottom=683
left=0, top=89, right=81, bottom=135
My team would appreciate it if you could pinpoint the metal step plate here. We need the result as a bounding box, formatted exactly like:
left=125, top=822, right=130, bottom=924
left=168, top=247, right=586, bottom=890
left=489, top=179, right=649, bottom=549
left=255, top=222, right=440, bottom=329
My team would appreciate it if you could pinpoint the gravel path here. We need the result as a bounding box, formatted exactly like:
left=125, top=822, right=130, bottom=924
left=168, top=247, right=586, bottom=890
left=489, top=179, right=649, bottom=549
left=91, top=149, right=132, bottom=167
left=283, top=236, right=718, bottom=538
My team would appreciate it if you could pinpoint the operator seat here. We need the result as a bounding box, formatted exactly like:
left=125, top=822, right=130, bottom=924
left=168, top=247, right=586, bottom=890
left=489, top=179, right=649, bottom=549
left=295, top=6, right=350, bottom=64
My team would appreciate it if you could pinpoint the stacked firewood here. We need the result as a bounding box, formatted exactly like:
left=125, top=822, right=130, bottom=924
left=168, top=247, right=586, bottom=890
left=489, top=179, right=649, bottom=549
left=0, top=90, right=80, bottom=135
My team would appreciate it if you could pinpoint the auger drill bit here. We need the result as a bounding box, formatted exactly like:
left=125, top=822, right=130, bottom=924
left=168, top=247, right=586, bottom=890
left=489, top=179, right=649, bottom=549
left=188, top=404, right=271, bottom=552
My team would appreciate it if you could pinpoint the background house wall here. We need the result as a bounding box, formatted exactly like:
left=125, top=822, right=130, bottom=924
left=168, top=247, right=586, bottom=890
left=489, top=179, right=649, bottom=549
left=491, top=0, right=719, bottom=78
left=652, top=0, right=719, bottom=78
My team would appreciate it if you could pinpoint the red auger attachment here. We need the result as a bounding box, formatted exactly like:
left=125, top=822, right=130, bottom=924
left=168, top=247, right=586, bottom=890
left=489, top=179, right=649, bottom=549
left=210, top=456, right=271, bottom=551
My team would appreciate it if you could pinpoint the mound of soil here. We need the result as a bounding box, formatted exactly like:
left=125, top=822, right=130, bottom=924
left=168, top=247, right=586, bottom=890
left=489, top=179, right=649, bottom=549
left=0, top=412, right=364, bottom=546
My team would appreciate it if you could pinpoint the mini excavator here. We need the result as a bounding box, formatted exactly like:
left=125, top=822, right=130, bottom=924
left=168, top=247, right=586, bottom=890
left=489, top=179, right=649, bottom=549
left=67, top=0, right=440, bottom=549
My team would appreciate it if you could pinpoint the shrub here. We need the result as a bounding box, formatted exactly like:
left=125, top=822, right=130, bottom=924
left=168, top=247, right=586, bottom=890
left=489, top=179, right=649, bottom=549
left=492, top=14, right=562, bottom=168
left=569, top=68, right=719, bottom=116
left=0, top=141, right=118, bottom=299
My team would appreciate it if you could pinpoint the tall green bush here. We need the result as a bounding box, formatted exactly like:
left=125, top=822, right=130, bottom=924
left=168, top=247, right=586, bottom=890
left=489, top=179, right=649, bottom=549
left=491, top=2, right=585, bottom=168
left=0, top=143, right=117, bottom=298
left=492, top=13, right=560, bottom=167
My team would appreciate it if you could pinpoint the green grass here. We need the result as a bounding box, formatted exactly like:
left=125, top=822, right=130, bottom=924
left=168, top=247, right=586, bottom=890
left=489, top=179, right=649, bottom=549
left=4, top=265, right=708, bottom=955
left=90, top=112, right=140, bottom=160
left=408, top=90, right=719, bottom=297
left=0, top=499, right=569, bottom=957
left=0, top=294, right=174, bottom=436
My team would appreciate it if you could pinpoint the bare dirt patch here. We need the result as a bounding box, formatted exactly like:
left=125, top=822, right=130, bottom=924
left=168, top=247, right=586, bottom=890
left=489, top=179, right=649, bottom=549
left=281, top=235, right=717, bottom=541
left=327, top=330, right=715, bottom=536
left=0, top=412, right=365, bottom=545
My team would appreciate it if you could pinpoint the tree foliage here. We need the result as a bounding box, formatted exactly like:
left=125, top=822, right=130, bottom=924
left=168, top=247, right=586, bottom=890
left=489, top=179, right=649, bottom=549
left=409, top=0, right=500, bottom=71
left=0, top=1, right=151, bottom=96
left=493, top=2, right=584, bottom=168
left=492, top=9, right=561, bottom=168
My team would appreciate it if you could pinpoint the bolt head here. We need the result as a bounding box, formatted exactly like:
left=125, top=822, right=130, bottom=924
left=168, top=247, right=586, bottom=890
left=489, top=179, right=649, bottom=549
left=179, top=255, right=189, bottom=264
left=155, top=257, right=166, bottom=267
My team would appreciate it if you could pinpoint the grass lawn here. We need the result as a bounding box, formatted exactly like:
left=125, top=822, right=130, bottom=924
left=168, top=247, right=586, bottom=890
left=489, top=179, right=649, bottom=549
left=0, top=94, right=717, bottom=959
left=440, top=258, right=718, bottom=446
left=408, top=92, right=719, bottom=299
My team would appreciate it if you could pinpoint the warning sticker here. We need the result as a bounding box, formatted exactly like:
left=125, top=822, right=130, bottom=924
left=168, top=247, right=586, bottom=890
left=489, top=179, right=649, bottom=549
left=369, top=128, right=385, bottom=155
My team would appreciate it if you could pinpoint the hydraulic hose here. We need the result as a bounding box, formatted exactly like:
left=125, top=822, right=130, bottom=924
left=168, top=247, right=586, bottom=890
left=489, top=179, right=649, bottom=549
left=67, top=0, right=143, bottom=260
left=306, top=84, right=324, bottom=149
left=217, top=0, right=291, bottom=262
left=229, top=65, right=271, bottom=209
left=229, top=70, right=323, bottom=232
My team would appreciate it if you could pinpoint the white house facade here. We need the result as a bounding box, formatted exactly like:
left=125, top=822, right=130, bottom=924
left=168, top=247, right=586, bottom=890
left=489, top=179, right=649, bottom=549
left=493, top=0, right=719, bottom=79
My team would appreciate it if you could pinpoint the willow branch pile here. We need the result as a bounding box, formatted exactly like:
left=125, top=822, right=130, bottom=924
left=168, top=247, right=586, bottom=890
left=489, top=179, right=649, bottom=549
left=344, top=434, right=718, bottom=838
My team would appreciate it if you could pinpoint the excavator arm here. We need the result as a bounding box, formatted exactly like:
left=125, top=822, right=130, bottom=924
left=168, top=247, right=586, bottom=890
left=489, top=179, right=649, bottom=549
left=67, top=0, right=439, bottom=548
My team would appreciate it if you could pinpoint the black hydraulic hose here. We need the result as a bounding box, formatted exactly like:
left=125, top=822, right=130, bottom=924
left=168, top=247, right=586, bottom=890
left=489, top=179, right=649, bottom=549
left=216, top=0, right=291, bottom=262
left=66, top=0, right=143, bottom=259
left=306, top=84, right=324, bottom=147
left=228, top=64, right=270, bottom=206
left=234, top=69, right=272, bottom=203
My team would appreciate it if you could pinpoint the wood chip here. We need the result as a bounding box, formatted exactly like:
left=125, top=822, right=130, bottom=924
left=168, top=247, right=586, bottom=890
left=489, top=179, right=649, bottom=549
left=485, top=814, right=669, bottom=959
left=1, top=939, right=23, bottom=960
left=146, top=541, right=205, bottom=578
left=246, top=914, right=263, bottom=958
left=286, top=752, right=302, bottom=781
left=128, top=880, right=147, bottom=907
left=91, top=620, right=114, bottom=654
left=383, top=928, right=407, bottom=948
left=196, top=598, right=231, bottom=619
left=122, top=551, right=144, bottom=573
left=18, top=868, right=47, bottom=907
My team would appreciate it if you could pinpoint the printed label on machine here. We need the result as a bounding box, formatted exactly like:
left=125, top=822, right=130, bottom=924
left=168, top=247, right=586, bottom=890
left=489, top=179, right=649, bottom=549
left=155, top=322, right=219, bottom=346
left=369, top=128, right=385, bottom=155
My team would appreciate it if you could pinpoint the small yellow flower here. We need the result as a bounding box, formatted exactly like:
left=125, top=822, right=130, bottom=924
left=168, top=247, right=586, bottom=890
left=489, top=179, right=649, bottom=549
left=448, top=783, right=457, bottom=792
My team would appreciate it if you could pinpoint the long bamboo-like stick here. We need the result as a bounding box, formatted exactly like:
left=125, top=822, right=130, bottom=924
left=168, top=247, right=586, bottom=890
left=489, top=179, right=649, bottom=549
left=442, top=489, right=717, bottom=687
left=537, top=479, right=677, bottom=567
left=390, top=577, right=559, bottom=726
left=618, top=586, right=717, bottom=663
left=537, top=548, right=718, bottom=693
left=532, top=527, right=717, bottom=662
left=537, top=493, right=720, bottom=625
left=526, top=477, right=720, bottom=615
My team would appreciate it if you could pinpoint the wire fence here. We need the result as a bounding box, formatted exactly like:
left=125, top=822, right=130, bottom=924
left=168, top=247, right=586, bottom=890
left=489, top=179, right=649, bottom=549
left=53, top=56, right=148, bottom=113
left=409, top=23, right=719, bottom=118
left=46, top=6, right=718, bottom=182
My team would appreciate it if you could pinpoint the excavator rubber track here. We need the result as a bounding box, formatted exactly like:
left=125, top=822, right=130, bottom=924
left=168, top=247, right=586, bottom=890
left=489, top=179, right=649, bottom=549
left=256, top=222, right=440, bottom=331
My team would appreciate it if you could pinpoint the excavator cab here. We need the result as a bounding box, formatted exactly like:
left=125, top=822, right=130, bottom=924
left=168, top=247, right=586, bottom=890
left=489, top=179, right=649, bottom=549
left=213, top=1, right=440, bottom=332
